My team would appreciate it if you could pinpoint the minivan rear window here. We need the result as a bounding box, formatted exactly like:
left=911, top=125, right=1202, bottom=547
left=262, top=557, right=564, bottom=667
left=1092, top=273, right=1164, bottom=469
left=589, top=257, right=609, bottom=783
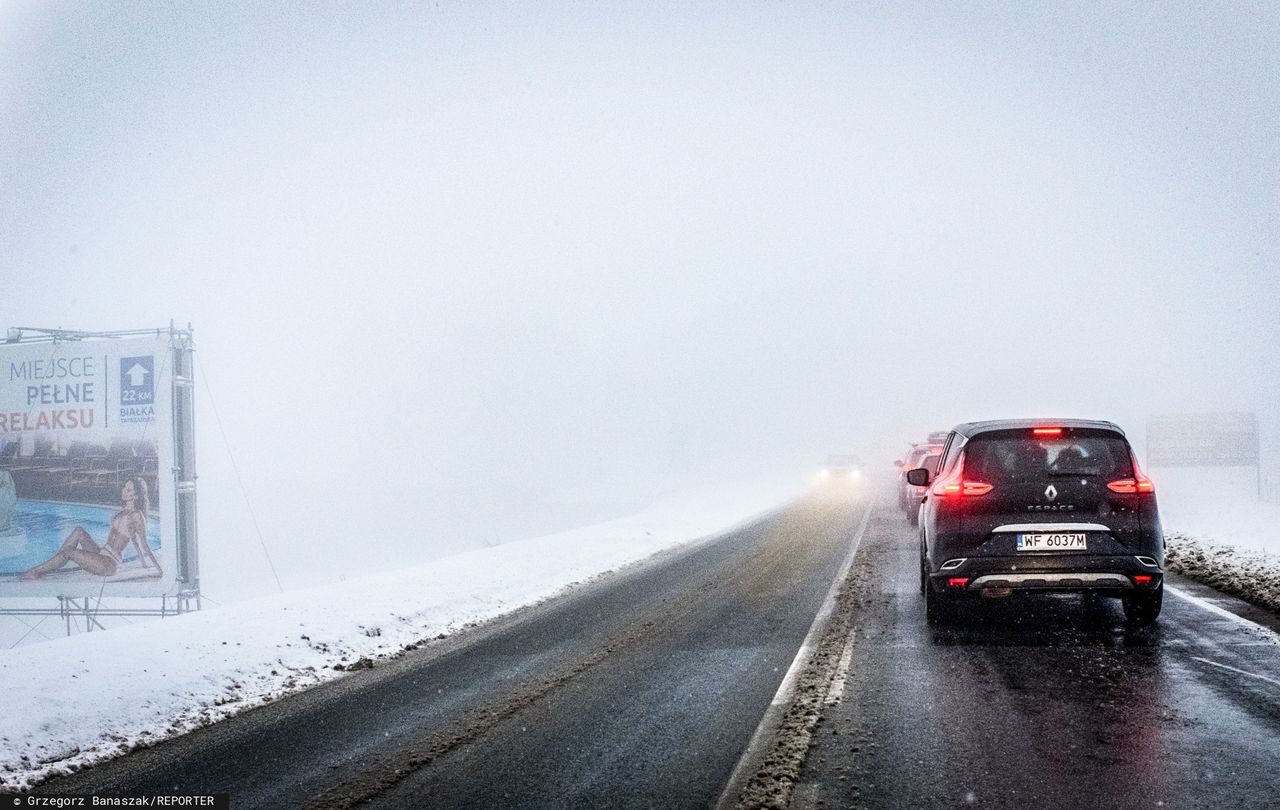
left=962, top=430, right=1133, bottom=484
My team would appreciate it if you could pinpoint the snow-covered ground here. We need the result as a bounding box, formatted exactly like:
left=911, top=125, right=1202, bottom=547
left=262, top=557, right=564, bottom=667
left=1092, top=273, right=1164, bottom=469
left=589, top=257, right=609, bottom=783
left=0, top=478, right=804, bottom=791
left=1155, top=469, right=1280, bottom=612
left=2, top=473, right=1278, bottom=792
left=1159, top=476, right=1280, bottom=613
left=1157, top=467, right=1280, bottom=557
left=1165, top=531, right=1280, bottom=613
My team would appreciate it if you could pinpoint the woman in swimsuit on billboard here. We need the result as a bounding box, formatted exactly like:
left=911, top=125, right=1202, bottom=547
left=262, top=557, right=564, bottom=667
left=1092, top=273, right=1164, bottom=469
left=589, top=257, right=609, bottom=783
left=18, top=477, right=160, bottom=579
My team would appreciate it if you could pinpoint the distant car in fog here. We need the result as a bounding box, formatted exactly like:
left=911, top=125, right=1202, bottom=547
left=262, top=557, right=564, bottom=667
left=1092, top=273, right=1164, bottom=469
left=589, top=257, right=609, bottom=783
left=909, top=419, right=1165, bottom=625
left=904, top=450, right=941, bottom=526
left=819, top=454, right=865, bottom=483
left=895, top=442, right=944, bottom=510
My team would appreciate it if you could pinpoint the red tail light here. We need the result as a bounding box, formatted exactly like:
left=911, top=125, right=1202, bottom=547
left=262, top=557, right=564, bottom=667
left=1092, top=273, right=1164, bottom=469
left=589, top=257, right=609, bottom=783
left=1133, top=575, right=1153, bottom=586
left=947, top=577, right=970, bottom=588
left=930, top=452, right=994, bottom=497
left=1108, top=454, right=1156, bottom=494
left=1033, top=427, right=1062, bottom=436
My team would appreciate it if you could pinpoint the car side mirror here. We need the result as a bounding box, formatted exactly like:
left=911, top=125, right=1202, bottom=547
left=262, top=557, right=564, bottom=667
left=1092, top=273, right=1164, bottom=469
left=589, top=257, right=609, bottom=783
left=905, top=468, right=930, bottom=486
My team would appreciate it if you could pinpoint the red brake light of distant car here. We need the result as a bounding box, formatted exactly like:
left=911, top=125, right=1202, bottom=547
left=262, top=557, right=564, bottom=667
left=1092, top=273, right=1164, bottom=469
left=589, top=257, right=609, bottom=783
left=1133, top=575, right=1153, bottom=585
left=1032, top=427, right=1062, bottom=436
left=947, top=578, right=970, bottom=588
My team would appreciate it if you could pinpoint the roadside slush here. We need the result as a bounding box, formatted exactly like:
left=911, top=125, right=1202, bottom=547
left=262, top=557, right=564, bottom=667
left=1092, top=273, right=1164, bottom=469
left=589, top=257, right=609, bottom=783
left=1165, top=532, right=1280, bottom=615
left=725, top=505, right=885, bottom=809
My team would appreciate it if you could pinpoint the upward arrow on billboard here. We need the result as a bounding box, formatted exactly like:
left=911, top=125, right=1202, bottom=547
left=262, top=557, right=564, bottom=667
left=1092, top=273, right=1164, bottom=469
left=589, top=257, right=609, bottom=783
left=126, top=363, right=150, bottom=387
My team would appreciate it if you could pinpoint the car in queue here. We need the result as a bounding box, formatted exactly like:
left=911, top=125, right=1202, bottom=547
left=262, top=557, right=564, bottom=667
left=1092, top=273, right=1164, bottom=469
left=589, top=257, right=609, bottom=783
left=908, top=419, right=1165, bottom=624
left=904, top=449, right=941, bottom=527
left=894, top=442, right=943, bottom=511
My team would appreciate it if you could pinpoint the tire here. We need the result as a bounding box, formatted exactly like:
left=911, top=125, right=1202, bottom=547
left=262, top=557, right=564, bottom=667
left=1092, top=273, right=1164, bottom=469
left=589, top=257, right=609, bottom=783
left=925, top=583, right=953, bottom=624
left=907, top=506, right=919, bottom=527
left=1123, top=583, right=1163, bottom=624
left=919, top=555, right=928, bottom=595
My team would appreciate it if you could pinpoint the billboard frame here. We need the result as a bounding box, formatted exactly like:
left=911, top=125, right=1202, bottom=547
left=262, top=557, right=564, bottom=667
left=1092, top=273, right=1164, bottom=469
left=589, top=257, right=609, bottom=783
left=1145, top=411, right=1263, bottom=501
left=0, top=324, right=201, bottom=635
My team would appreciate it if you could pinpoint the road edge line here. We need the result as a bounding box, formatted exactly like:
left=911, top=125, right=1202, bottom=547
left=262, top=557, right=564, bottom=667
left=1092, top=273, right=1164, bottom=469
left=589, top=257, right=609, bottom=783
left=714, top=498, right=875, bottom=810
left=1188, top=656, right=1280, bottom=688
left=1165, top=585, right=1280, bottom=645
left=823, top=626, right=857, bottom=707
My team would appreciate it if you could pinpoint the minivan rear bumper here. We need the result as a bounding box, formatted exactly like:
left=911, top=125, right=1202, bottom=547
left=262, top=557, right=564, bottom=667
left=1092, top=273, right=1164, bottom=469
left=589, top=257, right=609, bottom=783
left=927, top=554, right=1162, bottom=593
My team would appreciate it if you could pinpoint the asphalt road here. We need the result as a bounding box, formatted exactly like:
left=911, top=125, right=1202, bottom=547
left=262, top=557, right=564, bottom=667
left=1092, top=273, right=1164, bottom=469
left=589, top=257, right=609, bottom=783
left=39, top=487, right=871, bottom=808
left=792, top=500, right=1280, bottom=810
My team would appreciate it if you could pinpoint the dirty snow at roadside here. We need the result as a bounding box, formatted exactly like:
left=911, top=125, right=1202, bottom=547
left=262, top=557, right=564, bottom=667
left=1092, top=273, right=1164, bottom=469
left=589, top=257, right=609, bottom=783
left=0, top=479, right=801, bottom=790
left=1161, top=495, right=1280, bottom=614
left=1158, top=474, right=1280, bottom=613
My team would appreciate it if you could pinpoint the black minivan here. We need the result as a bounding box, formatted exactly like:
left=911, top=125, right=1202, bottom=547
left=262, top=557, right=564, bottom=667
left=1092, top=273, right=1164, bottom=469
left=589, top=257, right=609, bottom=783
left=907, top=419, right=1165, bottom=624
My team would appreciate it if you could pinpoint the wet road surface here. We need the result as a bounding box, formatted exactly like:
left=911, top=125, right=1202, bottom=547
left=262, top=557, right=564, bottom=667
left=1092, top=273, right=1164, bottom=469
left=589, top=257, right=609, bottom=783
left=40, top=489, right=870, bottom=808
left=793, top=501, right=1280, bottom=810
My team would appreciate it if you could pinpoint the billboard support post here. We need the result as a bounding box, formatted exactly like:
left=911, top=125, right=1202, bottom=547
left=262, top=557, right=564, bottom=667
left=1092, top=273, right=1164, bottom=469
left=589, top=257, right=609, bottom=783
left=170, top=324, right=200, bottom=601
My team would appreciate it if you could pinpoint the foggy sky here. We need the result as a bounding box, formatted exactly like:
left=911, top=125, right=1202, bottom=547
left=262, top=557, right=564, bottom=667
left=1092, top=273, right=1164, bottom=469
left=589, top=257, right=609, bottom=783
left=2, top=2, right=1277, bottom=596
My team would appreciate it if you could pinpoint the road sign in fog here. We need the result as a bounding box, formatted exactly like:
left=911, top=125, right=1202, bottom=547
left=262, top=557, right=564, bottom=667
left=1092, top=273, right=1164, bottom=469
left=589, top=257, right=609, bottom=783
left=1146, top=412, right=1259, bottom=467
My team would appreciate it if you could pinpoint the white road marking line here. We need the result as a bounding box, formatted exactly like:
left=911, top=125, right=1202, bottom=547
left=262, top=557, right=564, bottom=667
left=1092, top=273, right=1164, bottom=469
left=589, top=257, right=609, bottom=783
left=714, top=499, right=874, bottom=810
left=1189, top=656, right=1280, bottom=689
left=1165, top=585, right=1280, bottom=645
left=824, top=627, right=857, bottom=706
left=767, top=503, right=873, bottom=708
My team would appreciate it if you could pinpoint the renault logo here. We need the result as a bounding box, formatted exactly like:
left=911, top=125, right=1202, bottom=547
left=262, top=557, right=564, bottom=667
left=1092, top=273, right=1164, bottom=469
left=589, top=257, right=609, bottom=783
left=1045, top=484, right=1058, bottom=502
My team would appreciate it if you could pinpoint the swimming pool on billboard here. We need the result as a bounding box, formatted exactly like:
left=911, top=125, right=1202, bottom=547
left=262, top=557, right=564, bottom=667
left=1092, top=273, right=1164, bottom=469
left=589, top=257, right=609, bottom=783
left=0, top=500, right=162, bottom=576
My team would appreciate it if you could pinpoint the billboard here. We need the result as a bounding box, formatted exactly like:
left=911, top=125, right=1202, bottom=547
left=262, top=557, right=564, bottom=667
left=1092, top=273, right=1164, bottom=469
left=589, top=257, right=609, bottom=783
left=0, top=334, right=189, bottom=597
left=1146, top=412, right=1260, bottom=467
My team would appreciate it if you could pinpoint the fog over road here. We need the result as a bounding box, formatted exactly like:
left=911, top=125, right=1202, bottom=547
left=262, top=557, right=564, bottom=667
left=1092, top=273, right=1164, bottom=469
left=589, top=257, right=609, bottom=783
left=35, top=488, right=1280, bottom=808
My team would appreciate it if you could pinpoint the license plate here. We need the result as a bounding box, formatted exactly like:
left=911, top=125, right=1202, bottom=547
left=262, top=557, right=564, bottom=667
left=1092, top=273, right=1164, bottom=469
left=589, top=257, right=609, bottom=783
left=1016, top=532, right=1087, bottom=551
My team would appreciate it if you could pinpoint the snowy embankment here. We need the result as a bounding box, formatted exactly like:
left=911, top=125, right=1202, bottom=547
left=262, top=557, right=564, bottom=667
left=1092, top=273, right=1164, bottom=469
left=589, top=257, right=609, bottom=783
left=1162, top=496, right=1280, bottom=614
left=0, top=479, right=802, bottom=791
left=1166, top=533, right=1280, bottom=613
